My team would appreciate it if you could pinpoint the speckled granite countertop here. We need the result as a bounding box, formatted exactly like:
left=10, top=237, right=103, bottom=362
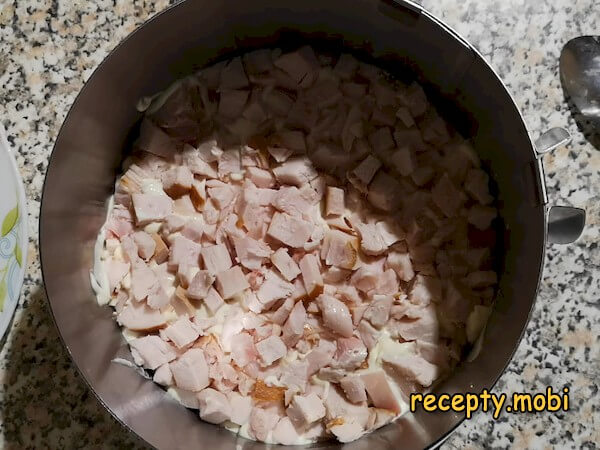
left=0, top=0, right=598, bottom=448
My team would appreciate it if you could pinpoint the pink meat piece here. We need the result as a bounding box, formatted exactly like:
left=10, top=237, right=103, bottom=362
left=432, top=173, right=464, bottom=217
left=162, top=166, right=193, bottom=198
left=215, top=265, right=250, bottom=299
left=132, top=231, right=156, bottom=260
left=305, top=339, right=337, bottom=375
left=129, top=335, right=177, bottom=370
left=256, top=270, right=294, bottom=309
left=388, top=304, right=439, bottom=343
left=271, top=297, right=295, bottom=325
left=409, top=274, right=442, bottom=305
left=131, top=193, right=173, bottom=225
left=318, top=294, right=353, bottom=338
left=153, top=363, right=173, bottom=386
left=287, top=393, right=326, bottom=428
left=250, top=407, right=281, bottom=442
left=372, top=269, right=398, bottom=296
left=361, top=371, right=401, bottom=413
left=267, top=212, right=313, bottom=248
left=233, top=235, right=271, bottom=270
left=350, top=155, right=382, bottom=187
left=324, top=386, right=370, bottom=427
left=351, top=304, right=368, bottom=326
left=211, top=362, right=240, bottom=393
left=218, top=148, right=242, bottom=177
left=340, top=376, right=367, bottom=403
left=218, top=89, right=249, bottom=118
left=204, top=287, right=225, bottom=314
left=228, top=392, right=253, bottom=425
left=367, top=171, right=402, bottom=212
left=173, top=195, right=197, bottom=216
left=164, top=316, right=200, bottom=349
left=131, top=264, right=159, bottom=302
left=321, top=229, right=358, bottom=270
left=335, top=337, right=367, bottom=370
left=358, top=319, right=380, bottom=351
left=208, top=185, right=236, bottom=209
left=162, top=214, right=186, bottom=235
left=200, top=244, right=232, bottom=274
left=106, top=215, right=134, bottom=239
left=273, top=417, right=303, bottom=445
left=106, top=258, right=130, bottom=293
left=270, top=248, right=301, bottom=281
left=120, top=235, right=141, bottom=266
left=363, top=295, right=393, bottom=328
left=416, top=340, right=450, bottom=369
left=135, top=118, right=177, bottom=158
left=279, top=359, right=310, bottom=392
left=180, top=219, right=204, bottom=242
left=331, top=422, right=364, bottom=443
left=271, top=186, right=311, bottom=218
left=117, top=300, right=166, bottom=331
left=256, top=335, right=287, bottom=366
left=186, top=270, right=215, bottom=300
left=246, top=166, right=275, bottom=188
left=325, top=186, right=345, bottom=216
left=197, top=388, right=232, bottom=424
left=169, top=235, right=202, bottom=270
left=247, top=269, right=265, bottom=291
left=350, top=265, right=379, bottom=293
left=274, top=46, right=319, bottom=87
left=272, top=157, right=318, bottom=187
left=299, top=253, right=323, bottom=299
left=170, top=348, right=210, bottom=392
left=464, top=168, right=493, bottom=205
left=182, top=146, right=218, bottom=179
left=386, top=251, right=415, bottom=282
left=383, top=353, right=439, bottom=387
left=282, top=300, right=306, bottom=347
left=230, top=332, right=258, bottom=367
left=353, top=221, right=387, bottom=256
left=336, top=284, right=362, bottom=306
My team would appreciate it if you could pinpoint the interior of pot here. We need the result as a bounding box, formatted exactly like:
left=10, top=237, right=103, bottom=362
left=40, top=0, right=547, bottom=448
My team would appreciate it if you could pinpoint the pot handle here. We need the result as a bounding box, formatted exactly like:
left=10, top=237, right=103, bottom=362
left=534, top=128, right=586, bottom=244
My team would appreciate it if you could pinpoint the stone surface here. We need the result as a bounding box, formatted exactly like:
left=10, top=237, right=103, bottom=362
left=0, top=0, right=597, bottom=448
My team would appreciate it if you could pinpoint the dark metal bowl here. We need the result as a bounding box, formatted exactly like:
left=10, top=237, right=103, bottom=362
left=40, top=0, right=584, bottom=448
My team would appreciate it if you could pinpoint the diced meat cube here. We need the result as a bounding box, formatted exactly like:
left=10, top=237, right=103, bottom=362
left=246, top=166, right=275, bottom=188
left=350, top=155, right=381, bottom=187
left=130, top=335, right=176, bottom=370
left=198, top=388, right=232, bottom=424
left=373, top=268, right=398, bottom=296
left=299, top=253, right=323, bottom=299
left=162, top=166, right=193, bottom=198
left=169, top=235, right=202, bottom=270
left=282, top=300, right=306, bottom=347
left=153, top=363, right=173, bottom=386
left=219, top=56, right=249, bottom=89
left=325, top=186, right=345, bottom=216
left=262, top=88, right=294, bottom=116
left=182, top=144, right=219, bottom=179
left=468, top=204, right=497, bottom=230
left=218, top=148, right=242, bottom=177
left=207, top=185, right=236, bottom=209
left=386, top=251, right=415, bottom=282
left=256, top=335, right=287, bottom=366
left=256, top=270, right=294, bottom=309
left=368, top=127, right=395, bottom=153
left=164, top=316, right=200, bottom=348
left=218, top=90, right=249, bottom=118
left=203, top=286, right=225, bottom=315
left=270, top=248, right=301, bottom=281
left=180, top=219, right=203, bottom=242
left=272, top=157, right=318, bottom=187
left=376, top=220, right=405, bottom=247
left=305, top=340, right=337, bottom=375
left=317, top=294, right=353, bottom=338
left=361, top=371, right=401, bottom=413
left=324, top=385, right=370, bottom=427
left=464, top=168, right=493, bottom=205
left=390, top=146, right=416, bottom=176
left=335, top=337, right=367, bottom=370
left=388, top=304, right=439, bottom=343
left=190, top=179, right=207, bottom=211
left=354, top=221, right=387, bottom=256
left=267, top=212, right=312, bottom=248
left=249, top=407, right=280, bottom=442
left=350, top=264, right=379, bottom=293
left=410, top=274, right=442, bottom=305
left=106, top=259, right=130, bottom=293
left=272, top=186, right=312, bottom=217
left=382, top=353, right=439, bottom=387
left=358, top=319, right=380, bottom=351
left=215, top=265, right=250, bottom=299
left=135, top=118, right=177, bottom=158
left=274, top=46, right=320, bottom=87
left=132, top=231, right=156, bottom=260
left=287, top=393, right=326, bottom=428
left=233, top=236, right=271, bottom=270
left=396, top=106, right=415, bottom=127
left=170, top=348, right=210, bottom=392
left=271, top=297, right=295, bottom=325
left=363, top=295, right=393, bottom=328
left=130, top=264, right=159, bottom=301
left=132, top=193, right=173, bottom=225
left=228, top=392, right=253, bottom=426
left=273, top=417, right=303, bottom=445
left=200, top=244, right=232, bottom=274
left=432, top=173, right=463, bottom=217
left=186, top=270, right=215, bottom=300
left=340, top=376, right=367, bottom=403
left=230, top=332, right=258, bottom=367
left=267, top=146, right=294, bottom=163
left=402, top=83, right=428, bottom=117
left=334, top=53, right=359, bottom=79
left=117, top=300, right=166, bottom=331
left=321, top=230, right=359, bottom=270
left=367, top=171, right=402, bottom=212
left=330, top=422, right=364, bottom=443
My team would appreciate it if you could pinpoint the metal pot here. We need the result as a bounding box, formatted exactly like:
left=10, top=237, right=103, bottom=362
left=39, top=0, right=585, bottom=448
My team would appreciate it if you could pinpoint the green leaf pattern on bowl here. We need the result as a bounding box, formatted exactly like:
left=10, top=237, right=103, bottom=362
left=0, top=203, right=21, bottom=311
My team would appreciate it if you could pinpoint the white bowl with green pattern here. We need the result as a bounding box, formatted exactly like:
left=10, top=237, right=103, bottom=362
left=0, top=124, right=27, bottom=342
